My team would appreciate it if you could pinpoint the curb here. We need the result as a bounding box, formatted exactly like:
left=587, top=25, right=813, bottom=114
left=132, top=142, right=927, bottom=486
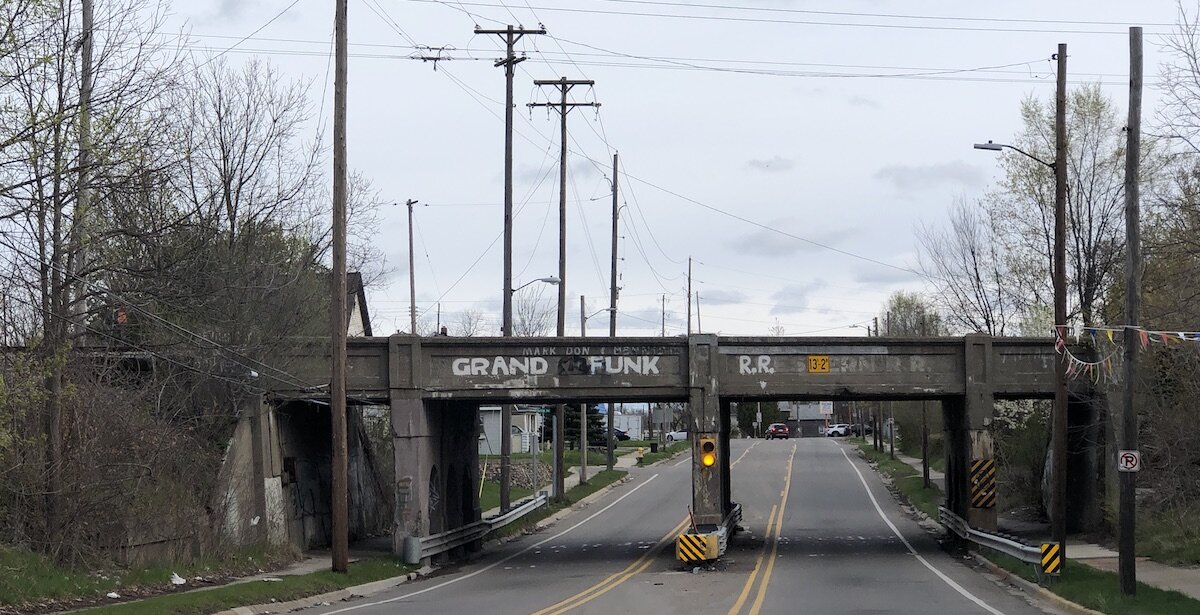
left=211, top=566, right=434, bottom=615
left=969, top=554, right=1106, bottom=615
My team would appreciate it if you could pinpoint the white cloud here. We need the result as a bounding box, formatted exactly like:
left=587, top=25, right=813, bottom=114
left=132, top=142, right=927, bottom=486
left=874, top=161, right=986, bottom=191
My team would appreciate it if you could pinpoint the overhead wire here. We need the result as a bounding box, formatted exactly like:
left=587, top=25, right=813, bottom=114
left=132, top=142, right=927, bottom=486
left=407, top=0, right=1170, bottom=36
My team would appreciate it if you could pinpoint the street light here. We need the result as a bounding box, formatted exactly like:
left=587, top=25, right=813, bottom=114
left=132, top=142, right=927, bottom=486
left=512, top=276, right=561, bottom=294
left=973, top=140, right=1055, bottom=169
left=581, top=306, right=615, bottom=337
left=499, top=275, right=559, bottom=513
left=976, top=125, right=1068, bottom=554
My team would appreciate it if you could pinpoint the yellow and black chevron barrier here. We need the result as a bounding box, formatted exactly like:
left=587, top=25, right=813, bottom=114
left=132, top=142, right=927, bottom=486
left=1041, top=542, right=1063, bottom=575
left=970, top=458, right=997, bottom=509
left=676, top=531, right=718, bottom=563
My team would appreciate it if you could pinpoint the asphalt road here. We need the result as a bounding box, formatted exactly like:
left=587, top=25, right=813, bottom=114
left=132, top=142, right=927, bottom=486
left=310, top=438, right=1057, bottom=615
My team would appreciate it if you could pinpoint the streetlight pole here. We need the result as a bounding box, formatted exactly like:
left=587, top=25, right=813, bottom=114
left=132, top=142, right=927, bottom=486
left=500, top=276, right=559, bottom=511
left=1052, top=43, right=1069, bottom=561
left=973, top=42, right=1069, bottom=558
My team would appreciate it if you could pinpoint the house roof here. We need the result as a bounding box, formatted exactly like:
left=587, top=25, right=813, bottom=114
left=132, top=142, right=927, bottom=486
left=346, top=272, right=372, bottom=336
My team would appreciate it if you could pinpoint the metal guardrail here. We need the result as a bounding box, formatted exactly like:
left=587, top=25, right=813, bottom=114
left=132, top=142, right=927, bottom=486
left=937, top=506, right=1041, bottom=566
left=404, top=494, right=549, bottom=563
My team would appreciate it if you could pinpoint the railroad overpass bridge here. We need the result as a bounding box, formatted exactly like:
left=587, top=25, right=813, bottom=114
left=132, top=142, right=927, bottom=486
left=274, top=334, right=1099, bottom=558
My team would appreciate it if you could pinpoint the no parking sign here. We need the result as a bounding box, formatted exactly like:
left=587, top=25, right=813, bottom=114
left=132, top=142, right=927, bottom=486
left=1117, top=450, right=1141, bottom=473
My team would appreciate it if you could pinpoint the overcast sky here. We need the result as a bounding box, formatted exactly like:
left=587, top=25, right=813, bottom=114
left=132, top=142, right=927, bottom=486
left=166, top=0, right=1178, bottom=338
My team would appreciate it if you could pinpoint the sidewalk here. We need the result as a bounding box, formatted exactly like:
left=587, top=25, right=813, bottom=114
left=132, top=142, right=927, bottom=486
left=892, top=452, right=1200, bottom=601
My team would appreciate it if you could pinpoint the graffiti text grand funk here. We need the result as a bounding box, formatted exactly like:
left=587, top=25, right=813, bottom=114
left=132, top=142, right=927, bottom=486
left=450, top=355, right=663, bottom=377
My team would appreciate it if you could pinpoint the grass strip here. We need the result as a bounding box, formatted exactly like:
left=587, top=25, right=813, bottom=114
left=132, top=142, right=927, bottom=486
left=983, top=550, right=1200, bottom=615
left=637, top=441, right=689, bottom=466
left=73, top=558, right=415, bottom=615
left=487, top=469, right=627, bottom=541
left=855, top=442, right=942, bottom=519
left=0, top=546, right=289, bottom=609
left=479, top=481, right=533, bottom=512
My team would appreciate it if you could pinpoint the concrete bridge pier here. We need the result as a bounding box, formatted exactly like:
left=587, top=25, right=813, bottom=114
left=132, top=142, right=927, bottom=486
left=945, top=335, right=999, bottom=532
left=689, top=335, right=730, bottom=528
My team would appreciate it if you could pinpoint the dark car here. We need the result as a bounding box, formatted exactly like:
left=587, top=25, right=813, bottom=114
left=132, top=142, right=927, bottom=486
left=765, top=423, right=791, bottom=440
left=609, top=427, right=631, bottom=441
left=850, top=423, right=874, bottom=436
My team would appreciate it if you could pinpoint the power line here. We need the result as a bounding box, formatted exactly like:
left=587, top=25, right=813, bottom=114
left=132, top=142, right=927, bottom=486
left=191, top=0, right=303, bottom=72
left=587, top=0, right=1172, bottom=29
left=408, top=0, right=1170, bottom=35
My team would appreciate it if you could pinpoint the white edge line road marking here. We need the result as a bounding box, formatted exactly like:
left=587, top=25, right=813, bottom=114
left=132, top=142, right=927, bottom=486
left=324, top=473, right=661, bottom=614
left=839, top=447, right=1006, bottom=615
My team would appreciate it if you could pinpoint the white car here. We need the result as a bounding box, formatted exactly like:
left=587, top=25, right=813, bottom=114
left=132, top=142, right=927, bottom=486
left=825, top=424, right=851, bottom=437
left=664, top=430, right=688, bottom=442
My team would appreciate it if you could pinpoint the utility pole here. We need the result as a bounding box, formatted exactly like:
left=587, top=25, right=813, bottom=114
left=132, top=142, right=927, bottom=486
left=529, top=77, right=599, bottom=338
left=579, top=299, right=588, bottom=484
left=686, top=257, right=693, bottom=334
left=1119, top=27, right=1142, bottom=597
left=695, top=293, right=702, bottom=333
left=607, top=153, right=619, bottom=472
left=661, top=295, right=666, bottom=336
left=477, top=24, right=544, bottom=512
left=476, top=24, right=545, bottom=340
left=406, top=199, right=419, bottom=335
left=530, top=77, right=597, bottom=503
left=330, top=0, right=349, bottom=574
left=921, top=316, right=930, bottom=489
left=1051, top=42, right=1069, bottom=563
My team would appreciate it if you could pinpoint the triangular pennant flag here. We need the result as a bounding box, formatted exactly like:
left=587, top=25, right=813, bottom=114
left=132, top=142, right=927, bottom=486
left=1073, top=324, right=1082, bottom=342
left=1106, top=329, right=1115, bottom=344
left=1139, top=329, right=1150, bottom=350
left=1159, top=332, right=1171, bottom=344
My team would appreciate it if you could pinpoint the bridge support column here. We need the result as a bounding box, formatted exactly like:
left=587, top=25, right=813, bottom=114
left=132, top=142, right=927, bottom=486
left=392, top=392, right=432, bottom=559
left=688, top=335, right=726, bottom=528
left=962, top=335, right=997, bottom=531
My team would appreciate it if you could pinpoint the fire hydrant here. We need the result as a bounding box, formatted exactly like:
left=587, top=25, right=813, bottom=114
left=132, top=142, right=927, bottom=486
left=636, top=447, right=645, bottom=464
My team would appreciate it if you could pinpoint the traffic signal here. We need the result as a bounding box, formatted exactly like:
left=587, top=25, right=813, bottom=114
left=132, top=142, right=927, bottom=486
left=699, top=436, right=717, bottom=468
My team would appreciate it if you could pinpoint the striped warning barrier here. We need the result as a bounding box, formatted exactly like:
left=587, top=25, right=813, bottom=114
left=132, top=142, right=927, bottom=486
left=970, top=458, right=997, bottom=509
left=676, top=532, right=717, bottom=563
left=1041, top=542, right=1063, bottom=575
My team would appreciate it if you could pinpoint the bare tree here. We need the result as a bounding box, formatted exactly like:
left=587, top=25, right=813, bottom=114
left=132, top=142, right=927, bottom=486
left=513, top=286, right=554, bottom=336
left=918, top=198, right=1015, bottom=335
left=768, top=318, right=785, bottom=336
left=454, top=308, right=487, bottom=337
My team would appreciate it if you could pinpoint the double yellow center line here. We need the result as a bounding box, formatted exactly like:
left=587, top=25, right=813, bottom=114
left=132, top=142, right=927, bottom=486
left=534, top=440, right=762, bottom=615
left=531, top=515, right=690, bottom=615
left=727, top=441, right=796, bottom=615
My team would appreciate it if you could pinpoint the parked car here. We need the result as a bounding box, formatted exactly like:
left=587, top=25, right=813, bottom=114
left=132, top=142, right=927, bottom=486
left=850, top=423, right=874, bottom=436
left=825, top=423, right=851, bottom=437
left=765, top=423, right=791, bottom=439
left=609, top=427, right=631, bottom=441
left=664, top=430, right=688, bottom=442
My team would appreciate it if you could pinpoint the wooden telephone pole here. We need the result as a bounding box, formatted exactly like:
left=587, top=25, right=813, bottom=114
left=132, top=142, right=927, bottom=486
left=1119, top=27, right=1143, bottom=597
left=330, top=0, right=349, bottom=573
left=476, top=25, right=544, bottom=512
left=529, top=77, right=598, bottom=502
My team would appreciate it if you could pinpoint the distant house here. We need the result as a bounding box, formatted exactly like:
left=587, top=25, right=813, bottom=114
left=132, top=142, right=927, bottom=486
left=346, top=272, right=372, bottom=337
left=478, top=405, right=545, bottom=455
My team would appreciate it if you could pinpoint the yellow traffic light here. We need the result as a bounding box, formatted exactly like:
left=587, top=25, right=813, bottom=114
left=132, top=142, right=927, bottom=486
left=699, top=436, right=717, bottom=468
